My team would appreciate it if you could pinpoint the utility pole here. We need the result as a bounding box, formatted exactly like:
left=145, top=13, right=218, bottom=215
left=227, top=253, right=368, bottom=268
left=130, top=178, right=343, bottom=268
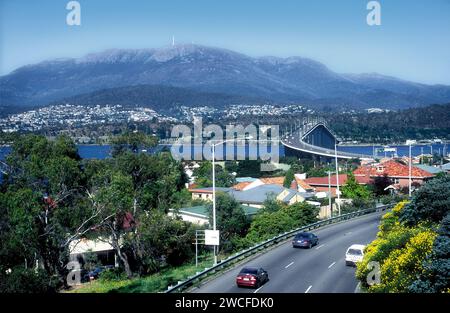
left=409, top=144, right=412, bottom=198
left=335, top=142, right=341, bottom=216
left=193, top=230, right=206, bottom=267
left=328, top=171, right=332, bottom=218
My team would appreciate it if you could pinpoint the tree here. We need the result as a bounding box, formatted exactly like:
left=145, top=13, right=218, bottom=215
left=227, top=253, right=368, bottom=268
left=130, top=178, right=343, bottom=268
left=0, top=133, right=198, bottom=290
left=244, top=202, right=319, bottom=244
left=111, top=131, right=157, bottom=156
left=409, top=213, right=450, bottom=293
left=373, top=174, right=393, bottom=196
left=131, top=212, right=195, bottom=274
left=193, top=161, right=235, bottom=188
left=261, top=197, right=286, bottom=213
left=283, top=169, right=295, bottom=188
left=399, top=175, right=450, bottom=226
left=236, top=160, right=264, bottom=178
left=113, top=151, right=188, bottom=213
left=207, top=192, right=249, bottom=253
left=341, top=173, right=372, bottom=200
left=86, top=171, right=135, bottom=278
left=0, top=135, right=97, bottom=289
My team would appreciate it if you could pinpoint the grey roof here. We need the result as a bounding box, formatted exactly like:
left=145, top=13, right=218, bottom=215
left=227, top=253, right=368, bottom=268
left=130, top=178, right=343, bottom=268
left=175, top=205, right=260, bottom=217
left=414, top=164, right=444, bottom=174
left=229, top=184, right=315, bottom=204
left=236, top=177, right=258, bottom=183
left=281, top=189, right=298, bottom=202
left=442, top=163, right=450, bottom=170
left=189, top=187, right=231, bottom=193
left=189, top=184, right=316, bottom=206
left=281, top=190, right=315, bottom=202
left=229, top=184, right=284, bottom=204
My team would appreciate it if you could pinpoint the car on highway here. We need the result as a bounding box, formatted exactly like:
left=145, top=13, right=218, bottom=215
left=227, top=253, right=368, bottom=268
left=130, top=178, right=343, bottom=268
left=292, top=232, right=319, bottom=249
left=345, top=244, right=366, bottom=266
left=236, top=267, right=269, bottom=288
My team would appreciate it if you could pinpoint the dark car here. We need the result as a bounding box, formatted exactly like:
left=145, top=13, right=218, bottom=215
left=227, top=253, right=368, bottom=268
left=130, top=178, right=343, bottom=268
left=236, top=267, right=269, bottom=288
left=86, top=265, right=114, bottom=280
left=292, top=232, right=319, bottom=249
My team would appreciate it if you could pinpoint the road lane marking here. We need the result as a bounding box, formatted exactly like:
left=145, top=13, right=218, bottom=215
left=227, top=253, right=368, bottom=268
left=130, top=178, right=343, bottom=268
left=315, top=244, right=325, bottom=250
left=305, top=285, right=312, bottom=293
left=254, top=286, right=263, bottom=293
left=285, top=262, right=294, bottom=269
left=328, top=261, right=336, bottom=269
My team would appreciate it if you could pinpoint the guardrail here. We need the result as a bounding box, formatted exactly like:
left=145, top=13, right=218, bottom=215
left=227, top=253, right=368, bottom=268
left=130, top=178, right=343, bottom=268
left=165, top=204, right=392, bottom=293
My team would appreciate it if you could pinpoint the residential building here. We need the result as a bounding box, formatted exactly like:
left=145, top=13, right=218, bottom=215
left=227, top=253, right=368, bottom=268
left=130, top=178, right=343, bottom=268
left=188, top=183, right=314, bottom=208
left=353, top=159, right=434, bottom=188
left=305, top=174, right=370, bottom=197
left=168, top=205, right=260, bottom=225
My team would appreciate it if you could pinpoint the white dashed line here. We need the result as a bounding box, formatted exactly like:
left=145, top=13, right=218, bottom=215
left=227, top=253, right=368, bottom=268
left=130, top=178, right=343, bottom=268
left=315, top=244, right=325, bottom=250
left=305, top=285, right=312, bottom=293
left=285, top=262, right=294, bottom=269
left=328, top=261, right=336, bottom=269
left=254, top=286, right=263, bottom=293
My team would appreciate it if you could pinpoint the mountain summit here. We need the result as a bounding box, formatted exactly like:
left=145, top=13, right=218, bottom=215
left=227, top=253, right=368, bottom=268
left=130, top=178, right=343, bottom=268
left=1, top=44, right=450, bottom=111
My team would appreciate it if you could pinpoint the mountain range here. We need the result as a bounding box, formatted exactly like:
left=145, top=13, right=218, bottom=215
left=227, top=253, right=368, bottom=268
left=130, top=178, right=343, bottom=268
left=1, top=43, right=450, bottom=113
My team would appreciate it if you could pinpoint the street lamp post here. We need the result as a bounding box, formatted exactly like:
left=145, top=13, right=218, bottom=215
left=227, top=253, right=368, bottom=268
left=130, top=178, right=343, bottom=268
left=211, top=142, right=217, bottom=265
left=209, top=136, right=273, bottom=265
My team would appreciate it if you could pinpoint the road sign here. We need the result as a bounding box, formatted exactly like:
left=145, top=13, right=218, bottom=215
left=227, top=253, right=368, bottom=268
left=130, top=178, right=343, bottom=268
left=204, top=230, right=220, bottom=246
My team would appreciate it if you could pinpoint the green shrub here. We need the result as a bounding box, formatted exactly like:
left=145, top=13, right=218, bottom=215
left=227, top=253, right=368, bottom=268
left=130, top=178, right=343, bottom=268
left=99, top=268, right=127, bottom=282
left=399, top=176, right=450, bottom=226
left=0, top=267, right=59, bottom=293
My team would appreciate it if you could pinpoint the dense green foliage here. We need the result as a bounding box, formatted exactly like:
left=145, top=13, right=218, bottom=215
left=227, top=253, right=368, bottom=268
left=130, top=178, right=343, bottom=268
left=283, top=169, right=295, bottom=188
left=399, top=176, right=450, bottom=226
left=328, top=104, right=450, bottom=143
left=356, top=175, right=450, bottom=293
left=207, top=193, right=250, bottom=253
left=0, top=134, right=195, bottom=292
left=341, top=173, right=372, bottom=200
left=193, top=161, right=236, bottom=187
left=241, top=202, right=319, bottom=246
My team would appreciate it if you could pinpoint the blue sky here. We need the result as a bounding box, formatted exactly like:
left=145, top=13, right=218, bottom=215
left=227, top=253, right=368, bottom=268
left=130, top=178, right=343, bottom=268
left=1, top=0, right=450, bottom=84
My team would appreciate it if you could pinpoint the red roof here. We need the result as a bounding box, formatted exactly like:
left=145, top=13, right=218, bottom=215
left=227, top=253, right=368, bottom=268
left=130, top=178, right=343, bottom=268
left=305, top=174, right=370, bottom=187
left=295, top=178, right=314, bottom=190
left=315, top=186, right=338, bottom=197
left=232, top=181, right=253, bottom=191
left=353, top=160, right=434, bottom=178
left=188, top=188, right=213, bottom=194
left=260, top=176, right=285, bottom=185
left=306, top=174, right=346, bottom=187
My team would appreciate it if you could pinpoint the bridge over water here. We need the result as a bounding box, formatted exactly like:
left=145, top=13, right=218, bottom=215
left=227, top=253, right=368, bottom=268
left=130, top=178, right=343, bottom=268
left=281, top=119, right=372, bottom=160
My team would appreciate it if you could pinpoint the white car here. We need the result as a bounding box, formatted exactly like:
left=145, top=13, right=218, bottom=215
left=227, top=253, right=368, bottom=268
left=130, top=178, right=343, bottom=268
left=345, top=244, right=366, bottom=266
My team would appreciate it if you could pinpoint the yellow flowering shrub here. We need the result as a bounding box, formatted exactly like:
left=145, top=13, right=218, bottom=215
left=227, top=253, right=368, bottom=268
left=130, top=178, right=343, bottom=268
left=356, top=200, right=438, bottom=292
left=374, top=230, right=437, bottom=292
left=392, top=200, right=408, bottom=215
left=379, top=201, right=408, bottom=234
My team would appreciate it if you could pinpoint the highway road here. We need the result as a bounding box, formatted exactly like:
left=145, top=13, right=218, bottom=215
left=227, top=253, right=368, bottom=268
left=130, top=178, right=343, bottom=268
left=191, top=211, right=383, bottom=293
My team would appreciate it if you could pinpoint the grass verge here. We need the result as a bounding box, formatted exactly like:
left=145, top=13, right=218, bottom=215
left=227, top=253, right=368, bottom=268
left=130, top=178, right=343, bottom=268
left=67, top=257, right=214, bottom=293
